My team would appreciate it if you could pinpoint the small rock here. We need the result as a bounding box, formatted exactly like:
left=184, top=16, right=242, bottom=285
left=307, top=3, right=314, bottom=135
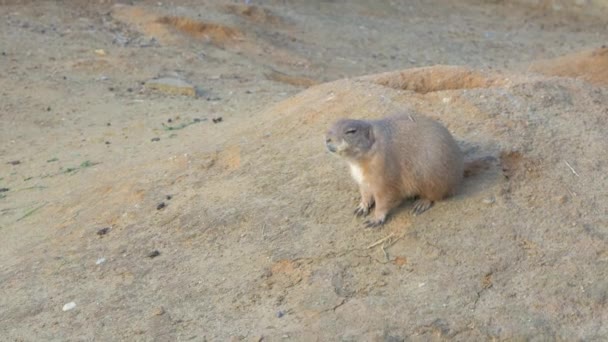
left=212, top=117, right=223, bottom=124
left=94, top=49, right=107, bottom=56
left=8, top=160, right=20, bottom=165
left=62, top=302, right=76, bottom=311
left=166, top=195, right=172, bottom=200
left=46, top=106, right=51, bottom=112
left=96, top=227, right=110, bottom=236
left=482, top=197, right=495, bottom=205
left=105, top=141, right=111, bottom=145
left=167, top=118, right=173, bottom=123
left=146, top=78, right=196, bottom=97
left=151, top=137, right=160, bottom=142
left=148, top=250, right=161, bottom=258
left=152, top=306, right=165, bottom=316
left=157, top=202, right=166, bottom=210
left=555, top=195, right=568, bottom=204
left=0, top=188, right=9, bottom=192
left=96, top=257, right=106, bottom=265
left=276, top=310, right=285, bottom=318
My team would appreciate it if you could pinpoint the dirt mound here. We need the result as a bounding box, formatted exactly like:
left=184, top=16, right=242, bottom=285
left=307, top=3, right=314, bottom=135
left=530, top=46, right=608, bottom=85
left=197, top=66, right=607, bottom=339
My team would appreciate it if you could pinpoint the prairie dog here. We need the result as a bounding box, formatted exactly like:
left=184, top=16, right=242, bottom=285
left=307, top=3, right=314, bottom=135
left=325, top=113, right=464, bottom=227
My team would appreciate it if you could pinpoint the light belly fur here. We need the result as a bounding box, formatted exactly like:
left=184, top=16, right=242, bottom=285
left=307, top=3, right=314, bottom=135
left=349, top=163, right=365, bottom=185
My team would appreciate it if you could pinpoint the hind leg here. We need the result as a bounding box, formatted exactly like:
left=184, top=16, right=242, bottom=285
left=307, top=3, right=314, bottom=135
left=411, top=198, right=433, bottom=216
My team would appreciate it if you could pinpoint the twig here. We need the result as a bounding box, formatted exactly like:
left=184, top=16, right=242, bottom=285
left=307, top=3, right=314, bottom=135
left=16, top=203, right=47, bottom=222
left=367, top=233, right=394, bottom=249
left=381, top=243, right=389, bottom=261
left=384, top=234, right=403, bottom=248
left=564, top=161, right=579, bottom=177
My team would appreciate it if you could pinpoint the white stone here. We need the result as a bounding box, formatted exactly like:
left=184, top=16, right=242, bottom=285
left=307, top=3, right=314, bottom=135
left=62, top=302, right=76, bottom=311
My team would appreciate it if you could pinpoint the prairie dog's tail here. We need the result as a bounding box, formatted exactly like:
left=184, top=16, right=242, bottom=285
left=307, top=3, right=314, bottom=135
left=464, top=156, right=497, bottom=177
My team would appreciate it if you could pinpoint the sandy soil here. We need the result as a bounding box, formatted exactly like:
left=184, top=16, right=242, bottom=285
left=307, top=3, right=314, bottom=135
left=1, top=0, right=607, bottom=340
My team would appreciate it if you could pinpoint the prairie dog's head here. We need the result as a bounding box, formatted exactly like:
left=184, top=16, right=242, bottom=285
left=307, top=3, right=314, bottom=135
left=325, top=119, right=374, bottom=159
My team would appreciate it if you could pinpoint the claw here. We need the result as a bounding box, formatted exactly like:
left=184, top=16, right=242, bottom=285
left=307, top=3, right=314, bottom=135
left=354, top=206, right=369, bottom=217
left=412, top=199, right=433, bottom=216
left=364, top=216, right=386, bottom=228
left=354, top=201, right=374, bottom=217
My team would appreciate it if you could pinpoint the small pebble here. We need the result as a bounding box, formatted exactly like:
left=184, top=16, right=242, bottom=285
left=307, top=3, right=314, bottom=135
left=105, top=141, right=111, bottom=145
left=167, top=118, right=173, bottom=123
left=555, top=195, right=568, bottom=204
left=152, top=307, right=165, bottom=316
left=261, top=269, right=273, bottom=279
left=62, top=302, right=76, bottom=311
left=276, top=310, right=285, bottom=318
left=108, top=87, right=115, bottom=91
left=8, top=160, right=20, bottom=165
left=148, top=250, right=161, bottom=258
left=0, top=188, right=9, bottom=192
left=212, top=117, right=223, bottom=124
left=97, top=227, right=110, bottom=236
left=482, top=197, right=495, bottom=205
left=127, top=88, right=133, bottom=92
left=151, top=137, right=160, bottom=142
left=166, top=195, right=172, bottom=200
left=157, top=202, right=166, bottom=210
left=96, top=257, right=106, bottom=265
left=46, top=106, right=51, bottom=112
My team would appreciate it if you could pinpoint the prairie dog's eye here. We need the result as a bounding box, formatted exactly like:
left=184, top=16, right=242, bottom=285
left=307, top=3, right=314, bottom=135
left=345, top=128, right=357, bottom=135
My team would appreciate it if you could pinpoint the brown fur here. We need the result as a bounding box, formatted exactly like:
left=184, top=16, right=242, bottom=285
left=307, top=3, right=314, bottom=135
left=325, top=113, right=464, bottom=227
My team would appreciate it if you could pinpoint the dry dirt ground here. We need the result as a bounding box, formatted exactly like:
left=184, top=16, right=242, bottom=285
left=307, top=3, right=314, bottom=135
left=1, top=0, right=608, bottom=341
